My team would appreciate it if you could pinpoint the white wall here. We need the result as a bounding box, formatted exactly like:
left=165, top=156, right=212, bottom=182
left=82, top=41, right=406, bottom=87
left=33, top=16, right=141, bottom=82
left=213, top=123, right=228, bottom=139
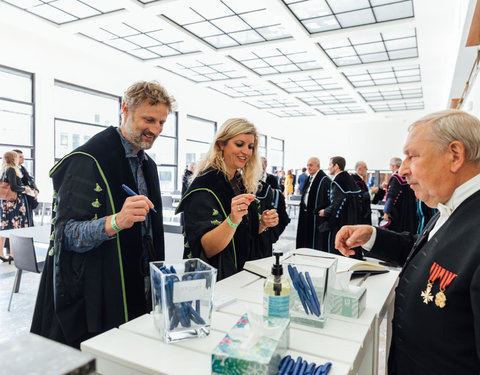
left=0, top=3, right=425, bottom=200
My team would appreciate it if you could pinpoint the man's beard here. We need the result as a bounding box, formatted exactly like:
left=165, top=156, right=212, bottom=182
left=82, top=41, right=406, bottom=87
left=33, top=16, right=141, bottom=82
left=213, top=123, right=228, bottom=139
left=124, top=122, right=157, bottom=151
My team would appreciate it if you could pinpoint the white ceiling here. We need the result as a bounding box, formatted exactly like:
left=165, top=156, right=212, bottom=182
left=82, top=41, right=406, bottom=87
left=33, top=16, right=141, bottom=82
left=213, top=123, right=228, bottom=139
left=0, top=0, right=475, bottom=120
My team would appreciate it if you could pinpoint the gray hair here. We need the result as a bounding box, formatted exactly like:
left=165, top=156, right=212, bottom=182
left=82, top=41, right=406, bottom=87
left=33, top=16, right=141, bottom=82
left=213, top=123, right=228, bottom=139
left=410, top=109, right=480, bottom=166
left=355, top=161, right=366, bottom=171
left=308, top=157, right=320, bottom=167
left=390, top=157, right=402, bottom=168
left=123, top=81, right=175, bottom=113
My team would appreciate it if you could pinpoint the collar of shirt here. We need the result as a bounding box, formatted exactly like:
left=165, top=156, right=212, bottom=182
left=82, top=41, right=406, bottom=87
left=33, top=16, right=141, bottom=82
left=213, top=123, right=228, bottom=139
left=309, top=170, right=319, bottom=182
left=116, top=127, right=147, bottom=163
left=436, top=172, right=480, bottom=219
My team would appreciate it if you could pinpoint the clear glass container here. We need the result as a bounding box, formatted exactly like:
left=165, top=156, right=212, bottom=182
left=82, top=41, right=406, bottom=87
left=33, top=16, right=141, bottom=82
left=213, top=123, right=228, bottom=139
left=282, top=253, right=337, bottom=328
left=150, top=258, right=217, bottom=343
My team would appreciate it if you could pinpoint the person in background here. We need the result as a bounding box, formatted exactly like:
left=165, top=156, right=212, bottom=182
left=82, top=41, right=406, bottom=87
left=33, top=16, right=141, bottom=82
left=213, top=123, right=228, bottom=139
left=296, top=167, right=308, bottom=195
left=12, top=149, right=39, bottom=226
left=296, top=157, right=330, bottom=251
left=351, top=161, right=372, bottom=224
left=335, top=109, right=480, bottom=375
left=31, top=81, right=175, bottom=348
left=284, top=169, right=294, bottom=197
left=279, top=170, right=286, bottom=193
left=319, top=156, right=361, bottom=257
left=177, top=118, right=279, bottom=280
left=260, top=156, right=279, bottom=190
left=0, top=151, right=32, bottom=262
left=181, top=162, right=195, bottom=196
left=383, top=157, right=417, bottom=233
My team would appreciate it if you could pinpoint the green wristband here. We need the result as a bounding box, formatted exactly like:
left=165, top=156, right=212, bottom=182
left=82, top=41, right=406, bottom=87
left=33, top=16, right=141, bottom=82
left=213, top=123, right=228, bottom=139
left=111, top=214, right=123, bottom=232
left=226, top=215, right=239, bottom=228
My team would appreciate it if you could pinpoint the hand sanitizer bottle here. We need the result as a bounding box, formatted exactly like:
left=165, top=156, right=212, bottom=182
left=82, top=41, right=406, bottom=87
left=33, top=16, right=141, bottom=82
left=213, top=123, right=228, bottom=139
left=263, top=251, right=290, bottom=318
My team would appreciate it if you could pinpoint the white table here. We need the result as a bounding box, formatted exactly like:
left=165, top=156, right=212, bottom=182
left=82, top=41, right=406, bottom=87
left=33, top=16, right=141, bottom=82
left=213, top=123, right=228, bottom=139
left=81, top=250, right=399, bottom=375
left=0, top=224, right=51, bottom=244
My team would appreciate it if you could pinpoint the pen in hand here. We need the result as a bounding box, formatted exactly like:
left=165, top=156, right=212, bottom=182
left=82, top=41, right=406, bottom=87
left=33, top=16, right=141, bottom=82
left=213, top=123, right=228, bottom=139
left=121, top=184, right=157, bottom=213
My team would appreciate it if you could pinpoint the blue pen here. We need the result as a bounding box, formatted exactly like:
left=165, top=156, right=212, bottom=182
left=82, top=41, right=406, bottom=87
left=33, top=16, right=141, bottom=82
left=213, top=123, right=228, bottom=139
left=122, top=184, right=157, bottom=213
left=305, top=272, right=321, bottom=316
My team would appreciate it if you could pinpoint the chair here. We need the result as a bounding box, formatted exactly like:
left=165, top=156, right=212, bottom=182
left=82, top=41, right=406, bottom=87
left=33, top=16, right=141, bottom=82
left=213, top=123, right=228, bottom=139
left=161, top=195, right=175, bottom=222
left=288, top=195, right=302, bottom=216
left=7, top=235, right=45, bottom=311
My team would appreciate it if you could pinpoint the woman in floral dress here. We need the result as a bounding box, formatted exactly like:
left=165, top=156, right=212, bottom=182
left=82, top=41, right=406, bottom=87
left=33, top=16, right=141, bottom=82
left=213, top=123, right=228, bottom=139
left=0, top=151, right=31, bottom=262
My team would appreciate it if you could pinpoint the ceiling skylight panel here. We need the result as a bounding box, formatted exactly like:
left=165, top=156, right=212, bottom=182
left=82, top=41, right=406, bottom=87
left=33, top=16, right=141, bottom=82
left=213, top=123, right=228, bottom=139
left=129, top=49, right=158, bottom=59
left=256, top=25, right=290, bottom=40
left=185, top=21, right=222, bottom=38
left=28, top=3, right=76, bottom=23
left=125, top=34, right=158, bottom=48
left=211, top=16, right=249, bottom=33
left=327, top=0, right=370, bottom=13
left=192, top=1, right=233, bottom=18
left=374, top=1, right=413, bottom=22
left=388, top=48, right=417, bottom=59
left=303, top=16, right=340, bottom=33
left=385, top=37, right=416, bottom=50
left=230, top=29, right=263, bottom=44
left=104, top=38, right=138, bottom=51
left=204, top=34, right=238, bottom=48
left=354, top=42, right=385, bottom=55
left=360, top=52, right=389, bottom=63
left=147, top=45, right=178, bottom=56
left=335, top=8, right=375, bottom=28
left=53, top=0, right=98, bottom=18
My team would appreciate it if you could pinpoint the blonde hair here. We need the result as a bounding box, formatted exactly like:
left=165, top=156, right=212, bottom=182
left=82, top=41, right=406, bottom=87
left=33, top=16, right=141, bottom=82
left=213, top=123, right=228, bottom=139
left=410, top=109, right=480, bottom=167
left=194, top=118, right=262, bottom=194
left=2, top=151, right=22, bottom=177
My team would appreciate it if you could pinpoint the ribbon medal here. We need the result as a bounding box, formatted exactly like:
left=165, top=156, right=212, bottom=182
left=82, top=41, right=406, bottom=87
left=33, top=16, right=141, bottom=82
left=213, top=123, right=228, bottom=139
left=421, top=262, right=457, bottom=308
left=435, top=270, right=457, bottom=308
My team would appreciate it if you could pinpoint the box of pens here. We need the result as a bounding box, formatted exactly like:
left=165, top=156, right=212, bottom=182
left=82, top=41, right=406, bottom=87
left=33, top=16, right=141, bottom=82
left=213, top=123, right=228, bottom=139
left=282, top=253, right=337, bottom=328
left=150, top=259, right=217, bottom=343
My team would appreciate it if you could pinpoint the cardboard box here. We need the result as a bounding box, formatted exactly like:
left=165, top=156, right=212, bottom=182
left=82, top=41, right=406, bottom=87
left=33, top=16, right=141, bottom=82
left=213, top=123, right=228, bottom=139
left=212, top=313, right=289, bottom=375
left=328, top=285, right=367, bottom=318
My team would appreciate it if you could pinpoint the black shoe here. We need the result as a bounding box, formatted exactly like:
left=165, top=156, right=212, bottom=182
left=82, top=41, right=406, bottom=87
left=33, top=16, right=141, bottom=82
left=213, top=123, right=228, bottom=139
left=8, top=256, right=14, bottom=265
left=0, top=256, right=8, bottom=263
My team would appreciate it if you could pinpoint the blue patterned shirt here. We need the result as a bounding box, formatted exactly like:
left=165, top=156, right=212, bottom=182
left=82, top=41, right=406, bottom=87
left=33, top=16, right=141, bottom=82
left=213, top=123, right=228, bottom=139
left=64, top=128, right=151, bottom=253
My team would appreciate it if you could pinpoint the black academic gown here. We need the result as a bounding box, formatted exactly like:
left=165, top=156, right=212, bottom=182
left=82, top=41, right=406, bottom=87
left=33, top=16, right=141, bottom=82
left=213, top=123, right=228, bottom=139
left=177, top=169, right=260, bottom=280
left=20, top=165, right=39, bottom=226
left=256, top=181, right=290, bottom=259
left=266, top=173, right=279, bottom=190
left=370, top=189, right=480, bottom=375
left=324, top=171, right=362, bottom=258
left=296, top=171, right=330, bottom=251
left=351, top=173, right=372, bottom=225
left=384, top=172, right=417, bottom=234
left=31, top=127, right=165, bottom=348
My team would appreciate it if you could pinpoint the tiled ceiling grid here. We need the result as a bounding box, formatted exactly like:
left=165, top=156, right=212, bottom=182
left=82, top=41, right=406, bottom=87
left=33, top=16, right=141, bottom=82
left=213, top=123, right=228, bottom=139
left=0, top=0, right=424, bottom=118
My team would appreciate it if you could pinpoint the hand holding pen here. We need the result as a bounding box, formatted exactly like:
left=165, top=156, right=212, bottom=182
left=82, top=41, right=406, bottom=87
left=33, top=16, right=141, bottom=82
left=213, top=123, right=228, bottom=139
left=105, top=184, right=156, bottom=235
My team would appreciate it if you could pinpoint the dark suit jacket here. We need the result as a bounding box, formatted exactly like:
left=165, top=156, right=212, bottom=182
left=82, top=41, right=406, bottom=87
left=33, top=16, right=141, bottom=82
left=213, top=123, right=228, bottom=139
left=371, top=190, right=480, bottom=374
left=266, top=173, right=279, bottom=190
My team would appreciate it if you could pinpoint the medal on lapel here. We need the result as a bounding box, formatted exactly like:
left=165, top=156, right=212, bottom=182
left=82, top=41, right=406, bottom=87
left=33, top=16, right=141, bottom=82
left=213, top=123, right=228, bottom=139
left=435, top=270, right=457, bottom=308
left=421, top=262, right=444, bottom=304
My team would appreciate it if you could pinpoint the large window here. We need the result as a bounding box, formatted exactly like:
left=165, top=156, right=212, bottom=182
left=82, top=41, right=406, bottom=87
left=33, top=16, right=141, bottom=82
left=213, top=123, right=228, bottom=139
left=258, top=134, right=267, bottom=158
left=151, top=112, right=178, bottom=193
left=269, top=137, right=284, bottom=172
left=54, top=80, right=121, bottom=160
left=184, top=115, right=216, bottom=168
left=0, top=65, right=34, bottom=175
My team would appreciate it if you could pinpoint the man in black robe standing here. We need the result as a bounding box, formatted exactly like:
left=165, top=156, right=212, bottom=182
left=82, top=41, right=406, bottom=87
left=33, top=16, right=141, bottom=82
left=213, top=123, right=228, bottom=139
left=261, top=156, right=279, bottom=190
left=320, top=156, right=361, bottom=258
left=296, top=157, right=330, bottom=250
left=31, top=81, right=175, bottom=348
left=383, top=157, right=417, bottom=233
left=336, top=109, right=480, bottom=375
left=351, top=160, right=371, bottom=225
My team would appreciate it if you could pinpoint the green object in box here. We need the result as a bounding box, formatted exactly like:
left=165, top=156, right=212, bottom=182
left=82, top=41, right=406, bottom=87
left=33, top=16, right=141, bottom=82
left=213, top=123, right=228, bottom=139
left=212, top=312, right=289, bottom=375
left=329, top=285, right=366, bottom=318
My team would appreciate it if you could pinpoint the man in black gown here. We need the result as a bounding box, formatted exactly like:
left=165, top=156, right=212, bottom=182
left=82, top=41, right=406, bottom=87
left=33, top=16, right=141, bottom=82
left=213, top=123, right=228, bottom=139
left=296, top=157, right=330, bottom=250
left=320, top=156, right=361, bottom=258
left=351, top=161, right=371, bottom=225
left=383, top=157, right=417, bottom=233
left=336, top=109, right=480, bottom=375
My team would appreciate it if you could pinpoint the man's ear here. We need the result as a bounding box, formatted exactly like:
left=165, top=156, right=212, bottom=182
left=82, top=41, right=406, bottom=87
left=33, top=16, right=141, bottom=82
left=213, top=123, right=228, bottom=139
left=121, top=102, right=128, bottom=116
left=449, top=141, right=466, bottom=173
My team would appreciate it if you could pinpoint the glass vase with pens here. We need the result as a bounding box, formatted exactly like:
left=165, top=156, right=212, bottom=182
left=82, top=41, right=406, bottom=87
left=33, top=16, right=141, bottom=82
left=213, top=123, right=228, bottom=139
left=150, top=259, right=217, bottom=343
left=282, top=253, right=337, bottom=328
